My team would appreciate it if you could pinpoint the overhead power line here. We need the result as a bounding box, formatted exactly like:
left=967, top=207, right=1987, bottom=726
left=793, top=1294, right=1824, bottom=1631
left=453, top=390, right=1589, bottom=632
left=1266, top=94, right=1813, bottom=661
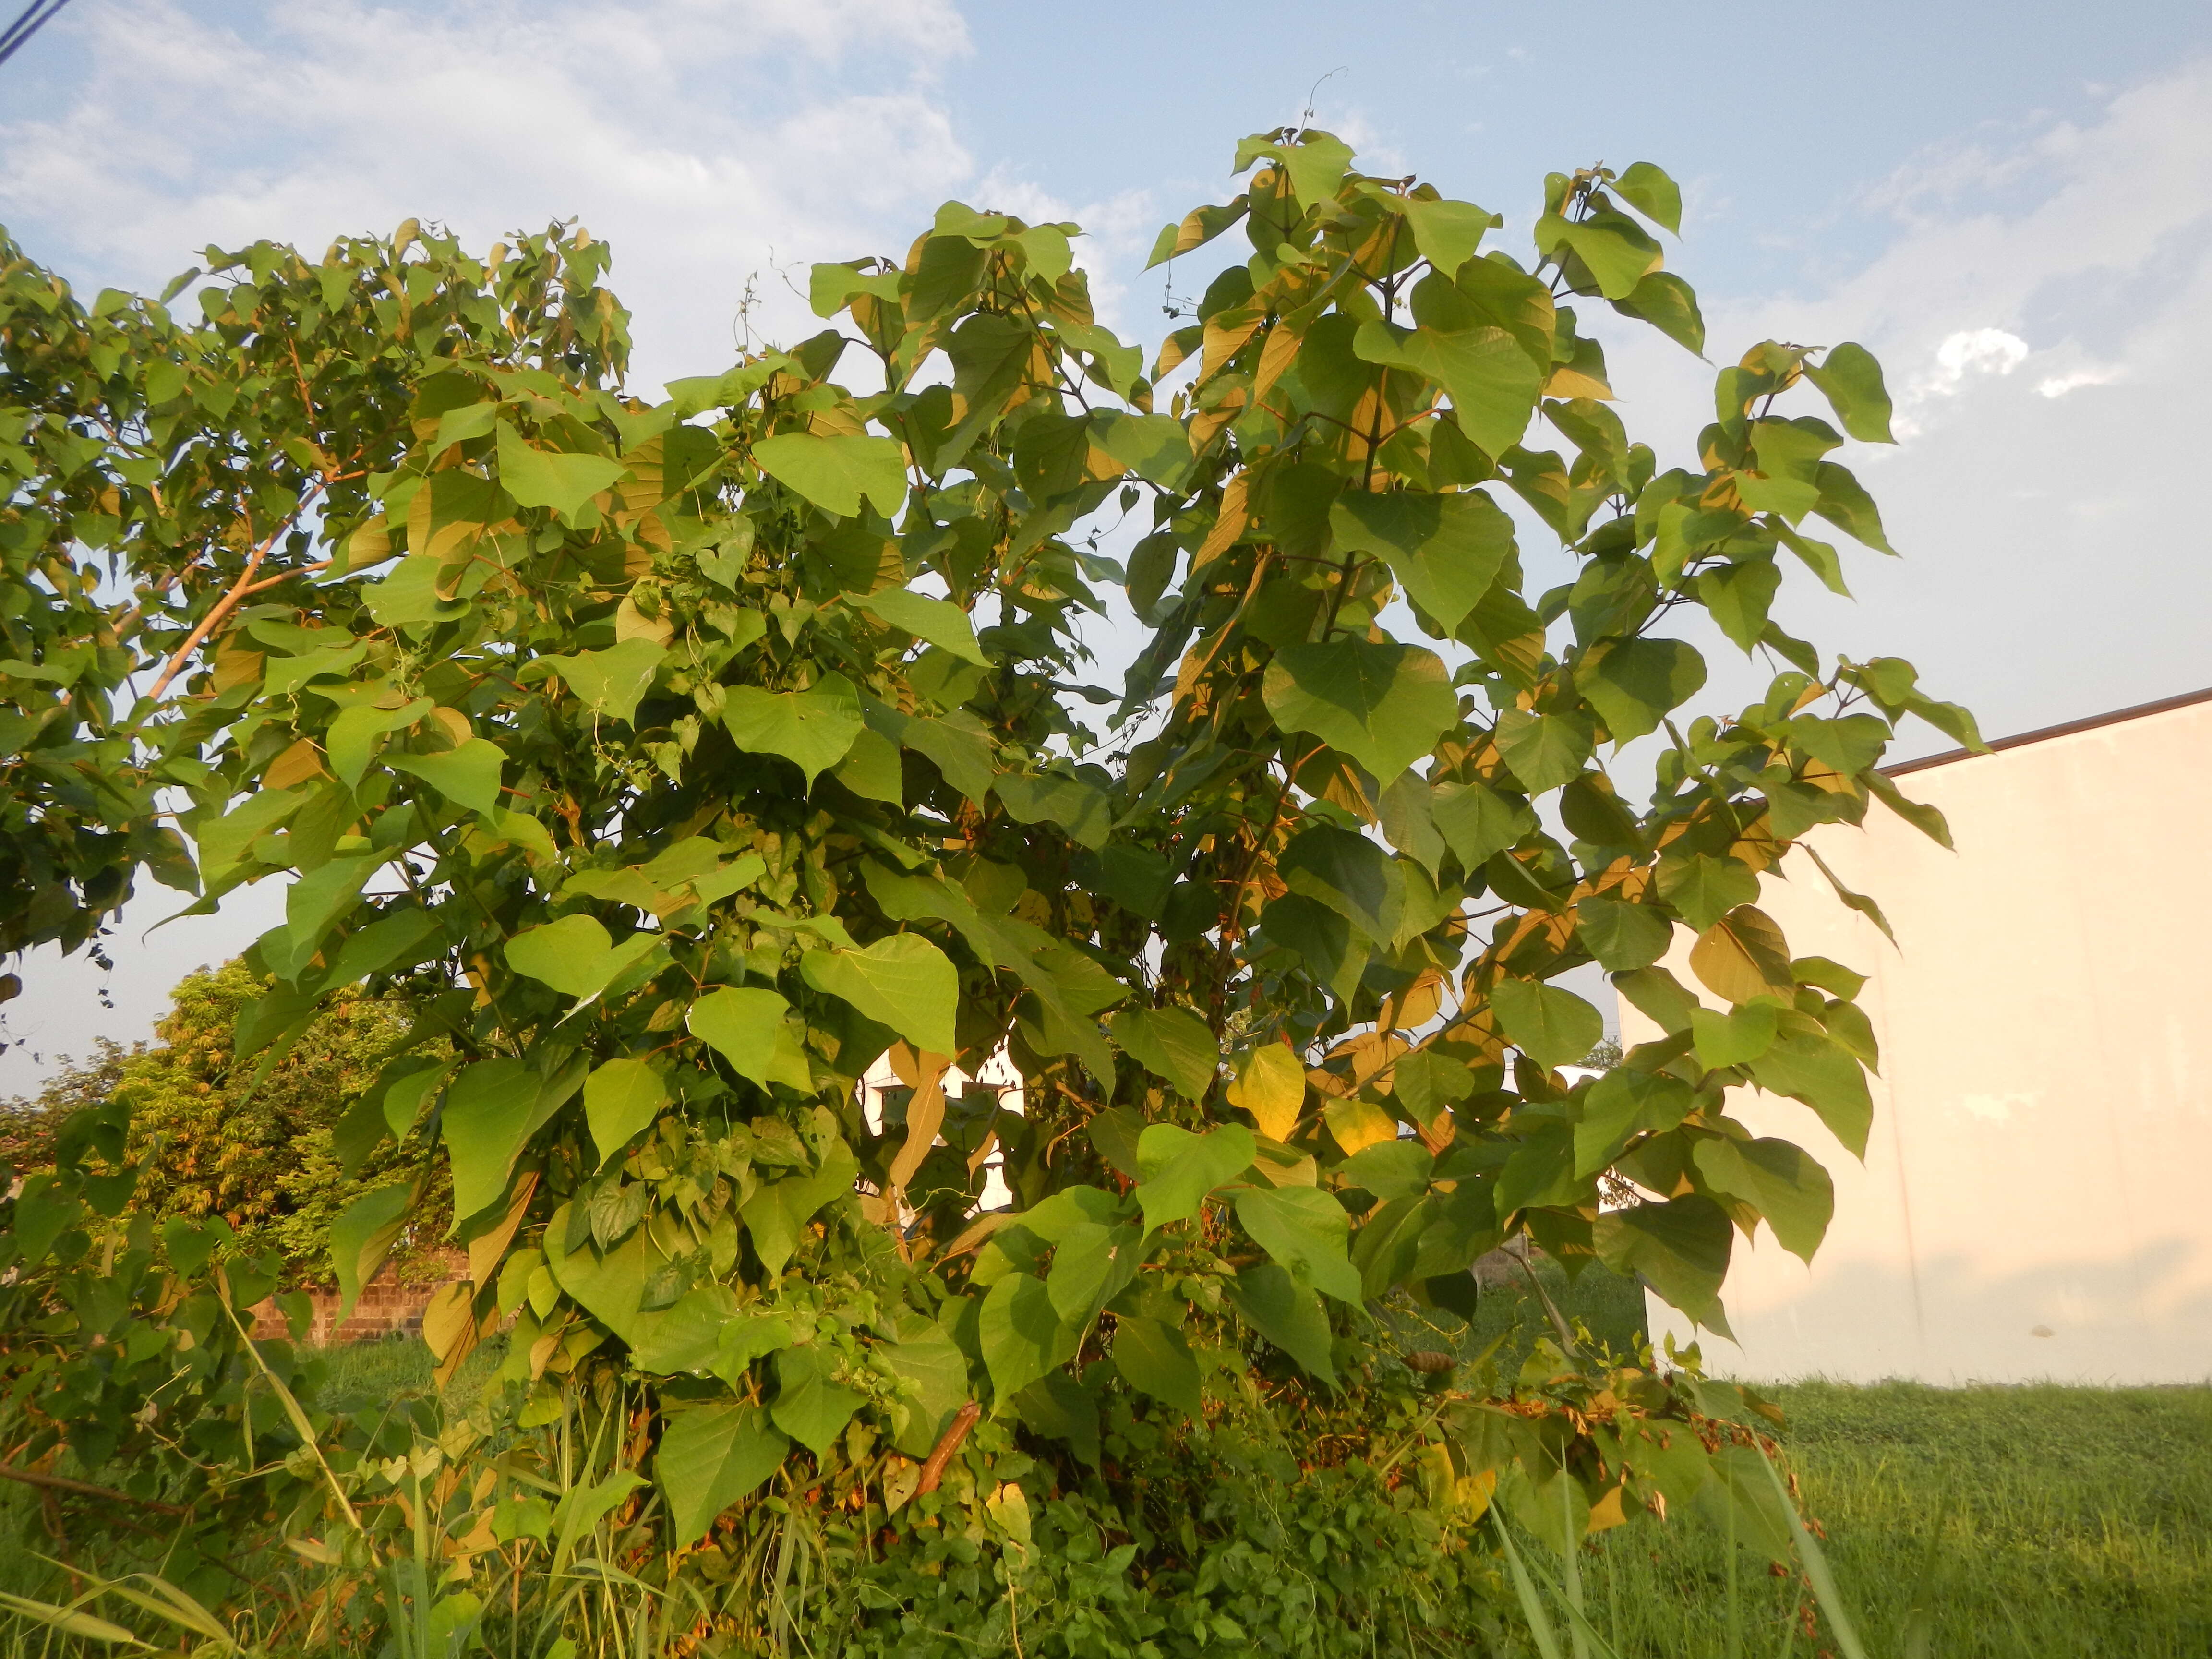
left=0, top=0, right=75, bottom=73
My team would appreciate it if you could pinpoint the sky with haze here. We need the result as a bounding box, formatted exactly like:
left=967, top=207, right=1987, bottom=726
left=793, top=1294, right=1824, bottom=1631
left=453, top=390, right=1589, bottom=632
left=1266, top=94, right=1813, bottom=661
left=2, top=0, right=2208, bottom=1087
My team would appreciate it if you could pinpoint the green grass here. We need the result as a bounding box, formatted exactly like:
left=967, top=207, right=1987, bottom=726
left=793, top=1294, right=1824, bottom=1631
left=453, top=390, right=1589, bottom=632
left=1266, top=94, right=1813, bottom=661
left=1463, top=1266, right=2212, bottom=1658
left=12, top=1295, right=2210, bottom=1656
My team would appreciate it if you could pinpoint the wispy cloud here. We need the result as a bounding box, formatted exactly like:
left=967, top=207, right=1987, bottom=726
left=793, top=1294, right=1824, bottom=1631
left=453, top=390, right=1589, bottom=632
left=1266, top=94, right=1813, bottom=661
left=0, top=0, right=976, bottom=386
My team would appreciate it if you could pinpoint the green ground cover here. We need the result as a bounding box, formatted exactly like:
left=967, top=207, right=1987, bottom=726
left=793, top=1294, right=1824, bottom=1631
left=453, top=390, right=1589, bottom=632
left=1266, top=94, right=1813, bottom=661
left=10, top=1274, right=2207, bottom=1656
left=274, top=1273, right=2212, bottom=1657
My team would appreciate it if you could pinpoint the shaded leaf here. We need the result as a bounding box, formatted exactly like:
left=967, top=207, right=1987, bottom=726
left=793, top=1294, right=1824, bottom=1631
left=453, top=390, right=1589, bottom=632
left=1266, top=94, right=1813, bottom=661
left=658, top=1402, right=789, bottom=1547
left=800, top=934, right=958, bottom=1057
left=1594, top=1195, right=1733, bottom=1334
left=1488, top=977, right=1602, bottom=1070
left=1109, top=1005, right=1219, bottom=1100
left=1262, top=639, right=1458, bottom=783
left=722, top=673, right=864, bottom=788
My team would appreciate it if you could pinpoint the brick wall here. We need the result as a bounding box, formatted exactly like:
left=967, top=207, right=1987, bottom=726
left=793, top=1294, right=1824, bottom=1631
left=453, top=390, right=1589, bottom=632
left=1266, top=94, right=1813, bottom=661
left=249, top=1250, right=466, bottom=1345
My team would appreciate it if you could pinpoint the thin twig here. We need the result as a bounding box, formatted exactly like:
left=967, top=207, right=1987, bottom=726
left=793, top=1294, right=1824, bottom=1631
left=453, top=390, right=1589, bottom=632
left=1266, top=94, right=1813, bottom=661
left=0, top=1461, right=188, bottom=1515
left=145, top=490, right=323, bottom=699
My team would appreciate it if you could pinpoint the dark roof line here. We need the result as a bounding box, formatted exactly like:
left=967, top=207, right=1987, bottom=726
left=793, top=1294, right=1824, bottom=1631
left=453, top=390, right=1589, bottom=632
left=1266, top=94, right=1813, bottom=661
left=1882, top=685, right=2212, bottom=778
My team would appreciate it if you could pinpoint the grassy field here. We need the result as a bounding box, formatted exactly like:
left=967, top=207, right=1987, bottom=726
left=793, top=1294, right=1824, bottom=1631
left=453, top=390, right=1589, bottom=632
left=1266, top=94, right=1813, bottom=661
left=10, top=1274, right=2209, bottom=1656
left=1462, top=1261, right=2212, bottom=1657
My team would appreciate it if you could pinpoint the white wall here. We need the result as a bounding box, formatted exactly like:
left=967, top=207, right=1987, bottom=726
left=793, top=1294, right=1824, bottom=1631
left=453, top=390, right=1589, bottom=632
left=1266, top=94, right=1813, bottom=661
left=1629, top=696, right=2212, bottom=1384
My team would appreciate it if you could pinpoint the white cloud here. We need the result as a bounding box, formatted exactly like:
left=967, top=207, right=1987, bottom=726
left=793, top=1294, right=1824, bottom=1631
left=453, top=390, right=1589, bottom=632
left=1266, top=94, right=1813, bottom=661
left=0, top=0, right=976, bottom=387
left=2035, top=364, right=2124, bottom=399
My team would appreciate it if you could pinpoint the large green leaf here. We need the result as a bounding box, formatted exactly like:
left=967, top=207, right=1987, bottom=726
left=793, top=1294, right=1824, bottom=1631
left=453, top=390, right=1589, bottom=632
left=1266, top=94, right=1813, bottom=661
left=497, top=424, right=627, bottom=521
left=1803, top=343, right=1895, bottom=444
left=799, top=934, right=957, bottom=1057
left=630, top=1285, right=752, bottom=1375
left=1431, top=781, right=1534, bottom=870
left=994, top=770, right=1111, bottom=851
left=1573, top=1068, right=1695, bottom=1177
left=657, top=1402, right=789, bottom=1546
left=442, top=1058, right=542, bottom=1221
left=770, top=1346, right=866, bottom=1456
left=1688, top=904, right=1795, bottom=1005
left=855, top=588, right=987, bottom=666
left=386, top=737, right=507, bottom=819
left=1353, top=319, right=1542, bottom=459
left=1580, top=638, right=1706, bottom=745
left=276, top=854, right=385, bottom=979
left=1262, top=639, right=1458, bottom=783
left=739, top=1140, right=861, bottom=1277
left=721, top=673, right=864, bottom=788
left=753, top=432, right=907, bottom=517
left=1224, top=1262, right=1335, bottom=1382
left=1487, top=977, right=1602, bottom=1070
left=1612, top=162, right=1683, bottom=234
left=545, top=1206, right=655, bottom=1343
left=883, top=1329, right=972, bottom=1456
left=583, top=1058, right=667, bottom=1167
left=1259, top=894, right=1364, bottom=1006
left=1658, top=854, right=1761, bottom=936
left=1111, top=1315, right=1202, bottom=1417
left=1594, top=1195, right=1733, bottom=1335
left=1233, top=1185, right=1360, bottom=1303
left=554, top=637, right=665, bottom=726
left=1400, top=196, right=1498, bottom=276
left=1612, top=271, right=1705, bottom=354
left=1328, top=488, right=1514, bottom=632
left=1694, top=1137, right=1834, bottom=1262
left=686, top=986, right=793, bottom=1086
left=1133, top=1122, right=1256, bottom=1233
left=1491, top=708, right=1594, bottom=794
left=328, top=698, right=433, bottom=788
left=1573, top=895, right=1673, bottom=972
left=504, top=914, right=662, bottom=1004
left=1747, top=1029, right=1874, bottom=1158
left=1090, top=410, right=1191, bottom=485
left=1107, top=1005, right=1219, bottom=1100
left=978, top=1272, right=1067, bottom=1405
left=1691, top=1003, right=1779, bottom=1070
left=1277, top=823, right=1406, bottom=942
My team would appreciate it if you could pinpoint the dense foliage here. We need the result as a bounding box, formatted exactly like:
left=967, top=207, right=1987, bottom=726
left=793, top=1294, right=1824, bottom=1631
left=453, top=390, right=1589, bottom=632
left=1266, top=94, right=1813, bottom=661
left=0, top=126, right=1972, bottom=1653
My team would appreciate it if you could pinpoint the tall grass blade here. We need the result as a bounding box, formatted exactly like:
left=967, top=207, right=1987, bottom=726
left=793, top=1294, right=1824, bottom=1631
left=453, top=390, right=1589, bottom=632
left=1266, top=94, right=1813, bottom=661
left=0, top=1590, right=153, bottom=1647
left=1725, top=1478, right=1742, bottom=1659
left=1899, top=1484, right=1953, bottom=1659
left=1490, top=1511, right=1566, bottom=1659
left=1754, top=1440, right=1869, bottom=1659
left=1558, top=1471, right=1589, bottom=1659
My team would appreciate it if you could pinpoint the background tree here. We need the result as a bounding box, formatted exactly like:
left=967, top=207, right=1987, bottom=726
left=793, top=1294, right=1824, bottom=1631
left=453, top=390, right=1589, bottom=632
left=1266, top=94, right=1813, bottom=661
left=2, top=960, right=448, bottom=1280
left=0, top=130, right=1974, bottom=1653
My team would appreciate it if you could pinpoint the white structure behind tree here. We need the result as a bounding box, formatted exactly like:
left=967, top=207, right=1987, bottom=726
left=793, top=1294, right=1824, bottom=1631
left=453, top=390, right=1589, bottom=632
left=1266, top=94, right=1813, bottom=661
left=1628, top=689, right=2212, bottom=1385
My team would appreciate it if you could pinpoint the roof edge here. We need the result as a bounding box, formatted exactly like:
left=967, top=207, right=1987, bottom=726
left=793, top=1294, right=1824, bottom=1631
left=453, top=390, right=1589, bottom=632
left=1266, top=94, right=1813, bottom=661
left=1882, top=685, right=2212, bottom=778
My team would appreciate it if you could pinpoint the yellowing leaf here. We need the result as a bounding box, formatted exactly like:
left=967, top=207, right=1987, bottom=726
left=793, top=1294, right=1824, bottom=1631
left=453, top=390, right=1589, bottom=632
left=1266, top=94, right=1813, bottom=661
left=1228, top=1045, right=1308, bottom=1140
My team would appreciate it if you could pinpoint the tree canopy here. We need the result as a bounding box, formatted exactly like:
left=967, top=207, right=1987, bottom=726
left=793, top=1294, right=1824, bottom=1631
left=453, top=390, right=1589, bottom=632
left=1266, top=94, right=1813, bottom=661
left=0, top=129, right=1973, bottom=1651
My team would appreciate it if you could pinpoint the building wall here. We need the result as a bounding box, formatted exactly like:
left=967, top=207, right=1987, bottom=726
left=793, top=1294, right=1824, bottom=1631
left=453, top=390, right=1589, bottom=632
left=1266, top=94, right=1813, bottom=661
left=1627, top=697, right=2212, bottom=1384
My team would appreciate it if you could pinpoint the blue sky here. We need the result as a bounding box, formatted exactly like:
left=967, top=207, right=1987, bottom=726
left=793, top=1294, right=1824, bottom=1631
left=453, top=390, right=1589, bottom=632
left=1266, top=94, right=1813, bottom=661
left=2, top=0, right=2210, bottom=1084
